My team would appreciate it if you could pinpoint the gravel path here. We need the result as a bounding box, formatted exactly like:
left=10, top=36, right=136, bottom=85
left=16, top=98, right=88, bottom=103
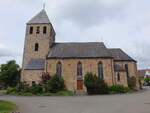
left=0, top=89, right=150, bottom=113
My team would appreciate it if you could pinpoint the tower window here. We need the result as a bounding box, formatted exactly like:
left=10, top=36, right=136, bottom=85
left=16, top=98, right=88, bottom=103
left=36, top=26, right=40, bottom=34
left=117, top=72, right=120, bottom=82
left=35, top=43, right=39, bottom=51
left=43, top=26, right=47, bottom=34
left=56, top=62, right=62, bottom=77
left=29, top=26, right=33, bottom=34
left=98, top=61, right=103, bottom=79
left=77, top=61, right=82, bottom=76
left=125, top=64, right=129, bottom=78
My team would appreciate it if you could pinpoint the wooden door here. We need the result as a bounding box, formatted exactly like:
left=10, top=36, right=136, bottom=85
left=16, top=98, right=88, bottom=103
left=77, top=80, right=83, bottom=90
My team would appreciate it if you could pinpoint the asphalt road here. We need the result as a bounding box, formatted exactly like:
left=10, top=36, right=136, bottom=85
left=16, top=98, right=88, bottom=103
left=0, top=89, right=150, bottom=113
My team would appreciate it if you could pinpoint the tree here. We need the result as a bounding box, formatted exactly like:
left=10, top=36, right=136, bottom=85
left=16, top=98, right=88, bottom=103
left=0, top=60, right=21, bottom=88
left=127, top=76, right=137, bottom=89
left=144, top=76, right=150, bottom=84
left=84, top=73, right=109, bottom=94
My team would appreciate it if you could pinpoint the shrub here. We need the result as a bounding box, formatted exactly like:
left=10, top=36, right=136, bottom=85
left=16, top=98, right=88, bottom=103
left=109, top=85, right=130, bottom=94
left=28, top=82, right=43, bottom=94
left=128, top=76, right=137, bottom=89
left=6, top=88, right=15, bottom=94
left=40, top=72, right=51, bottom=84
left=47, top=75, right=66, bottom=93
left=84, top=73, right=109, bottom=94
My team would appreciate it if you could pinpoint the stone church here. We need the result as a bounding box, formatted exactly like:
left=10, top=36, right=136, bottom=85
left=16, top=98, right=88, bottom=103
left=21, top=9, right=138, bottom=91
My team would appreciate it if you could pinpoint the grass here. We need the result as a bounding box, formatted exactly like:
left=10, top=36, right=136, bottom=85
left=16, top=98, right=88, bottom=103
left=0, top=100, right=16, bottom=113
left=8, top=90, right=73, bottom=96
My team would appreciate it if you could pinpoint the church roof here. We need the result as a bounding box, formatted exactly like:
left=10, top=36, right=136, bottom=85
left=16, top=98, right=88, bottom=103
left=25, top=58, right=45, bottom=70
left=109, top=49, right=136, bottom=62
left=47, top=42, right=112, bottom=59
left=27, top=9, right=51, bottom=24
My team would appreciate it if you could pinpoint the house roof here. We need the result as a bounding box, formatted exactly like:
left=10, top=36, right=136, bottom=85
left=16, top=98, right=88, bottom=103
left=138, top=69, right=150, bottom=77
left=25, top=58, right=45, bottom=70
left=114, top=64, right=125, bottom=71
left=47, top=42, right=112, bottom=59
left=108, top=49, right=136, bottom=62
left=27, top=9, right=51, bottom=24
left=138, top=70, right=146, bottom=77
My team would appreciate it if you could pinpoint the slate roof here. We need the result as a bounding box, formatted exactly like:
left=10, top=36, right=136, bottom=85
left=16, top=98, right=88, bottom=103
left=25, top=58, right=45, bottom=70
left=109, top=49, right=136, bottom=62
left=47, top=42, right=112, bottom=59
left=27, top=9, right=50, bottom=24
left=114, top=64, right=125, bottom=71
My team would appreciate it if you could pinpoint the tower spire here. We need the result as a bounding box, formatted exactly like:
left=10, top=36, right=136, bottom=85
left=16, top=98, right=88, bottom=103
left=43, top=2, right=46, bottom=10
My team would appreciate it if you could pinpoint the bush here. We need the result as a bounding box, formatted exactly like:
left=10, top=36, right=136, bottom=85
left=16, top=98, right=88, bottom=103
left=128, top=76, right=137, bottom=89
left=28, top=82, right=43, bottom=94
left=109, top=85, right=130, bottom=94
left=6, top=88, right=15, bottom=94
left=84, top=73, right=109, bottom=94
left=47, top=75, right=66, bottom=93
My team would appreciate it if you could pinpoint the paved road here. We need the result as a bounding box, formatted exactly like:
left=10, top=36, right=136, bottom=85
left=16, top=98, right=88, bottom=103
left=0, top=89, right=150, bottom=113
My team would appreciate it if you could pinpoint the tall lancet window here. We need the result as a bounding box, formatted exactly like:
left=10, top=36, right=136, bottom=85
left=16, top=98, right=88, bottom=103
left=77, top=61, right=82, bottom=76
left=29, top=26, right=33, bottom=34
left=43, top=26, right=47, bottom=34
left=56, top=62, right=62, bottom=77
left=98, top=62, right=104, bottom=79
left=35, top=43, right=39, bottom=51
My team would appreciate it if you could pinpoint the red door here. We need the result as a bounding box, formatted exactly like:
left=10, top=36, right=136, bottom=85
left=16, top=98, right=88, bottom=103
left=77, top=80, right=83, bottom=90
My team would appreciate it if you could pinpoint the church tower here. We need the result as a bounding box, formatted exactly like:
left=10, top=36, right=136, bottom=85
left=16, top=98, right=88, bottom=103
left=21, top=9, right=55, bottom=83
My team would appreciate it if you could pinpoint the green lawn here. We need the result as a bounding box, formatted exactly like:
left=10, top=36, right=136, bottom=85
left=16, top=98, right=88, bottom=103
left=0, top=100, right=16, bottom=113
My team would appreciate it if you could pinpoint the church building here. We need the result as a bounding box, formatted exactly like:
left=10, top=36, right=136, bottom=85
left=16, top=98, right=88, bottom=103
left=21, top=9, right=139, bottom=91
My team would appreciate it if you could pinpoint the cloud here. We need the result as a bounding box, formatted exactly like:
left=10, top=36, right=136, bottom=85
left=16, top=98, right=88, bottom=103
left=0, top=44, right=13, bottom=57
left=54, top=0, right=129, bottom=28
left=0, top=0, right=150, bottom=69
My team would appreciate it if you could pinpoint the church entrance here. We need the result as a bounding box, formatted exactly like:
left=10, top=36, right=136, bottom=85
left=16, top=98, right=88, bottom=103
left=77, top=80, right=83, bottom=90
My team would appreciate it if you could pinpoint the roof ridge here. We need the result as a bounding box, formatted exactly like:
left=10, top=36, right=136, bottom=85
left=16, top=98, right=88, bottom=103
left=27, top=9, right=51, bottom=24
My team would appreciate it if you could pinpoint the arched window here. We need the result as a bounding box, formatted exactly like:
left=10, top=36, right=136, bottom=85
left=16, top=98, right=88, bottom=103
left=43, top=26, right=47, bottom=34
left=36, top=26, right=40, bottom=34
left=117, top=73, right=120, bottom=82
left=77, top=62, right=82, bottom=76
left=56, top=62, right=62, bottom=77
left=35, top=43, right=39, bottom=51
left=125, top=64, right=129, bottom=78
left=98, top=62, right=103, bottom=79
left=29, top=26, right=33, bottom=34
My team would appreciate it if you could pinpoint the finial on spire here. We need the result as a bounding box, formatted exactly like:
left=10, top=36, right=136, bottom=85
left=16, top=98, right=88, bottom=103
left=43, top=2, right=46, bottom=10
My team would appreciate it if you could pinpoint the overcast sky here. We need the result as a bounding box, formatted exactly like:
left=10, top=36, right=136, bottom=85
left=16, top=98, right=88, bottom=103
left=0, top=0, right=149, bottom=69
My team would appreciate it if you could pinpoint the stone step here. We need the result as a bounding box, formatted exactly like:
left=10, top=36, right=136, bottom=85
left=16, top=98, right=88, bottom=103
left=75, top=90, right=86, bottom=96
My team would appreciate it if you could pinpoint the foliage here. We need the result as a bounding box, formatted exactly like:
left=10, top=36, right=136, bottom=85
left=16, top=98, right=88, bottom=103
left=0, top=100, right=16, bottom=113
left=6, top=88, right=15, bottom=94
left=0, top=60, right=21, bottom=88
left=84, top=73, right=109, bottom=94
left=109, top=85, right=130, bottom=94
left=40, top=72, right=51, bottom=84
left=47, top=75, right=66, bottom=93
left=127, top=76, right=137, bottom=89
left=28, top=82, right=43, bottom=94
left=144, top=76, right=150, bottom=83
left=6, top=74, right=66, bottom=96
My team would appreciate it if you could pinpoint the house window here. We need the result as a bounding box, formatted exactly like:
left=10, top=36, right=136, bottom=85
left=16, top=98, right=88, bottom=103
left=117, top=73, right=120, bottom=82
left=35, top=43, right=39, bottom=51
left=43, top=26, right=47, bottom=34
left=125, top=64, right=129, bottom=78
left=98, top=62, right=103, bottom=79
left=36, top=26, right=40, bottom=34
left=56, top=62, right=62, bottom=77
left=77, top=61, right=82, bottom=76
left=29, top=26, right=33, bottom=34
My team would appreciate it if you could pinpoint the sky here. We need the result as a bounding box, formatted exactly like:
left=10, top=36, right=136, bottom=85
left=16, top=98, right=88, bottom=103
left=0, top=0, right=149, bottom=69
